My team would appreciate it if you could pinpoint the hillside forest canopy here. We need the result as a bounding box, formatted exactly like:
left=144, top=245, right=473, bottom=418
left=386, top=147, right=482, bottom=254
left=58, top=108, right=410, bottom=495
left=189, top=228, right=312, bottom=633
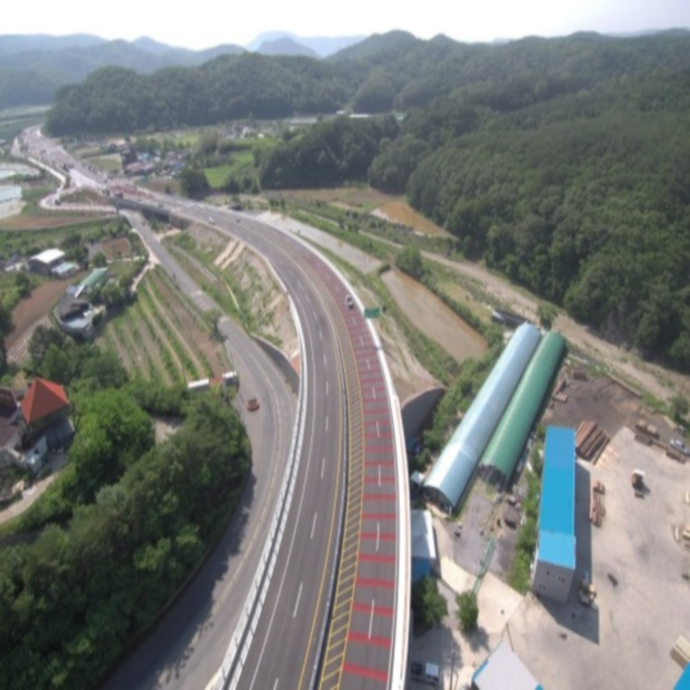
left=43, top=30, right=690, bottom=369
left=0, top=333, right=251, bottom=689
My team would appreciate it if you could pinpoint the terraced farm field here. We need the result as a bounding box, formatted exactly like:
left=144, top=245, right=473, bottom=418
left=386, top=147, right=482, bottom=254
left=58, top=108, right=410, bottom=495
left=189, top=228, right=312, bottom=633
left=99, top=268, right=230, bottom=381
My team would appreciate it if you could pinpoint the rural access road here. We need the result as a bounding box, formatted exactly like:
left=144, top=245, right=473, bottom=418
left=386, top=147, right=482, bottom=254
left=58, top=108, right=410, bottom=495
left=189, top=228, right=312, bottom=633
left=100, top=210, right=297, bottom=690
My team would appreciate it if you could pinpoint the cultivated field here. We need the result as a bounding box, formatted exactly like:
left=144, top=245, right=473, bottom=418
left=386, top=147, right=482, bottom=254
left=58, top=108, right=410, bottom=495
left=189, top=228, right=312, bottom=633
left=99, top=268, right=230, bottom=383
left=373, top=200, right=450, bottom=237
left=277, top=186, right=393, bottom=212
left=381, top=269, right=487, bottom=364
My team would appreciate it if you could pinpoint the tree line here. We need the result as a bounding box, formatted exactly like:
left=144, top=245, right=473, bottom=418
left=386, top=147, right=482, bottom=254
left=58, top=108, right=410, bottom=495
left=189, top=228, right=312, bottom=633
left=0, top=329, right=251, bottom=689
left=45, top=30, right=690, bottom=135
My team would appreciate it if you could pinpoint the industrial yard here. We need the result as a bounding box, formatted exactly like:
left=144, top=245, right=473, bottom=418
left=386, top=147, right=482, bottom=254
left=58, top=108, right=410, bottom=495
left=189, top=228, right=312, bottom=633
left=409, top=333, right=690, bottom=689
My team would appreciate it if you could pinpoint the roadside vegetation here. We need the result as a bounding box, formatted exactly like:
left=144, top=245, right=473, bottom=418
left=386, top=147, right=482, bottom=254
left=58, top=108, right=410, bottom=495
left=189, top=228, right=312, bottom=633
left=508, top=444, right=543, bottom=593
left=0, top=332, right=251, bottom=689
left=411, top=575, right=448, bottom=632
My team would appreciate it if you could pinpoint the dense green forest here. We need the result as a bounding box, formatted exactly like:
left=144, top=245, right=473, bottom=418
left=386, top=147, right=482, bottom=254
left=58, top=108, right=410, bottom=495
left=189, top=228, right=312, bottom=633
left=43, top=30, right=690, bottom=366
left=0, top=330, right=251, bottom=689
left=45, top=30, right=690, bottom=134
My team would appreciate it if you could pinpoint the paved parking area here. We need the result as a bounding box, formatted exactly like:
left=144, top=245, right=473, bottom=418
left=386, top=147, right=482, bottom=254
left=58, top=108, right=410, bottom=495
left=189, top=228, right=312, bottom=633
left=508, top=427, right=690, bottom=690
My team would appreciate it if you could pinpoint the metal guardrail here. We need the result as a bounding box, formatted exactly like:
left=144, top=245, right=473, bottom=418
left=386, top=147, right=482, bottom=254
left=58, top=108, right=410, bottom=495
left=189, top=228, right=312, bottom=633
left=214, top=293, right=308, bottom=690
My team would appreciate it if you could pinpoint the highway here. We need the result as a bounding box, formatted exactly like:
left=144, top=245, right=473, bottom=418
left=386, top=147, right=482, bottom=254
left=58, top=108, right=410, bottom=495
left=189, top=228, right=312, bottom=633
left=17, top=128, right=409, bottom=690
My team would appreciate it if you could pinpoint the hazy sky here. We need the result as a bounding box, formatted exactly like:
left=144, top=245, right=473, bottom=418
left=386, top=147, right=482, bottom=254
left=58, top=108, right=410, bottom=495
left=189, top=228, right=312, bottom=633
left=5, top=0, right=690, bottom=49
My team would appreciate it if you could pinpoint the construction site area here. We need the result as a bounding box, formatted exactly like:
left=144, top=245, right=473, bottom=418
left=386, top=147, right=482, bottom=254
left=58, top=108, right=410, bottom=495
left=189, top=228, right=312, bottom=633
left=506, top=364, right=690, bottom=690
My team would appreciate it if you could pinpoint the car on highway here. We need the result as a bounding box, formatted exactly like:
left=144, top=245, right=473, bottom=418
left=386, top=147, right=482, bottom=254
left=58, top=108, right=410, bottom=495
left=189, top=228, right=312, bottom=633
left=346, top=295, right=354, bottom=309
left=246, top=398, right=260, bottom=412
left=208, top=217, right=216, bottom=225
left=670, top=438, right=689, bottom=455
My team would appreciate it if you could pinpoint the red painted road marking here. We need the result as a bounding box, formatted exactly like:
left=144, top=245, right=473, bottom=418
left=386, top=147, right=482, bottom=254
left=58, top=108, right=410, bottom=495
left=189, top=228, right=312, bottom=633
left=365, top=476, right=395, bottom=483
left=352, top=601, right=394, bottom=616
left=361, top=531, right=396, bottom=540
left=356, top=577, right=395, bottom=589
left=363, top=493, right=397, bottom=501
left=361, top=512, right=397, bottom=520
left=359, top=553, right=396, bottom=564
left=348, top=631, right=391, bottom=648
left=343, top=663, right=389, bottom=683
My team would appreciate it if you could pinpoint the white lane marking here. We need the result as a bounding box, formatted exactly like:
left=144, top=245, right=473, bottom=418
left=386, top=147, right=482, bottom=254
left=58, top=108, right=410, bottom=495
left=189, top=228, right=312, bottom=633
left=378, top=466, right=381, bottom=487
left=319, top=329, right=323, bottom=342
left=311, top=512, right=318, bottom=540
left=326, top=415, right=329, bottom=433
left=372, top=386, right=376, bottom=400
left=367, top=358, right=371, bottom=370
left=293, top=582, right=303, bottom=618
left=323, top=353, right=327, bottom=366
left=376, top=522, right=380, bottom=551
left=321, top=457, right=325, bottom=478
left=273, top=680, right=279, bottom=690
left=313, top=310, right=317, bottom=321
left=376, top=421, right=380, bottom=437
left=360, top=336, right=364, bottom=346
left=369, top=599, right=375, bottom=639
left=326, top=380, right=329, bottom=397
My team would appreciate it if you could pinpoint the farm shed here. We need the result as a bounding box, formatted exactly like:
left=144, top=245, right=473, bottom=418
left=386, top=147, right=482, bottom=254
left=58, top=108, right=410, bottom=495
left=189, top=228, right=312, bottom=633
left=28, top=248, right=65, bottom=275
left=479, top=331, right=566, bottom=486
left=75, top=267, right=108, bottom=296
left=424, top=323, right=541, bottom=510
left=472, top=641, right=542, bottom=690
left=532, top=426, right=577, bottom=604
left=410, top=509, right=437, bottom=581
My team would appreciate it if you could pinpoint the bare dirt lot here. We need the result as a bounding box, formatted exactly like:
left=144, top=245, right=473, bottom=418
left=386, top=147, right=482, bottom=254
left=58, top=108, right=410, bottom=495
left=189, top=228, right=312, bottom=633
left=509, top=426, right=690, bottom=690
left=382, top=269, right=487, bottom=364
left=6, top=276, right=85, bottom=349
left=0, top=214, right=104, bottom=230
left=372, top=200, right=450, bottom=237
left=100, top=236, right=132, bottom=260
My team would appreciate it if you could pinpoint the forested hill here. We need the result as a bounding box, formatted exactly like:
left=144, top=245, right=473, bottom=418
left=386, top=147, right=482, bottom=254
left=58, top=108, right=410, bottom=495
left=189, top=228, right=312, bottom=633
left=0, top=36, right=244, bottom=110
left=45, top=30, right=690, bottom=370
left=45, top=30, right=690, bottom=134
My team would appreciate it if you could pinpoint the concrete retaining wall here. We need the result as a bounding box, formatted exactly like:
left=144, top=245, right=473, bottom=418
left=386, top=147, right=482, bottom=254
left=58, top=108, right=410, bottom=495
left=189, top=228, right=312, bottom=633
left=251, top=336, right=300, bottom=395
left=401, top=386, right=445, bottom=438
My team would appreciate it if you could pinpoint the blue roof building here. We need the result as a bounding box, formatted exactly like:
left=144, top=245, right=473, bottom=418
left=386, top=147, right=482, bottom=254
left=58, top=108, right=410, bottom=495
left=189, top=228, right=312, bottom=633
left=676, top=663, right=690, bottom=690
left=532, top=426, right=577, bottom=603
left=424, top=323, right=542, bottom=510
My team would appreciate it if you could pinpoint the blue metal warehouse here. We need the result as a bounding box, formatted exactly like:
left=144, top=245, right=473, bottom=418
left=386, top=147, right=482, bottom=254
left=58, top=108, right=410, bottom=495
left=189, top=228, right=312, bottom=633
left=532, top=426, right=577, bottom=603
left=424, top=323, right=541, bottom=510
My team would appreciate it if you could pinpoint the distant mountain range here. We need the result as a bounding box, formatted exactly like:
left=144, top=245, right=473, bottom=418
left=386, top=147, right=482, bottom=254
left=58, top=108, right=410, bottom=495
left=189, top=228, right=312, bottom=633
left=0, top=33, right=246, bottom=110
left=247, top=32, right=365, bottom=57
left=0, top=31, right=369, bottom=110
left=1, top=27, right=688, bottom=111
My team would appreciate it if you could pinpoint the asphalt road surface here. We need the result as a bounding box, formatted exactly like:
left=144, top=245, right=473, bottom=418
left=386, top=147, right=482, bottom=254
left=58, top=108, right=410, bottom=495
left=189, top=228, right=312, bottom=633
left=16, top=131, right=405, bottom=689
left=100, top=210, right=298, bottom=690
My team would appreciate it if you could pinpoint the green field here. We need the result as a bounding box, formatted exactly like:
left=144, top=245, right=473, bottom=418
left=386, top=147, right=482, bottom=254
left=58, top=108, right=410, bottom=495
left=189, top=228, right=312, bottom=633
left=204, top=152, right=255, bottom=188
left=88, top=154, right=122, bottom=173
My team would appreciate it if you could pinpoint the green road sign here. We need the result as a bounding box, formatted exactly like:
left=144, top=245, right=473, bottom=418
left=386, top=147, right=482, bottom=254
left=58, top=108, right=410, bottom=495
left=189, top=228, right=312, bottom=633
left=364, top=307, right=381, bottom=319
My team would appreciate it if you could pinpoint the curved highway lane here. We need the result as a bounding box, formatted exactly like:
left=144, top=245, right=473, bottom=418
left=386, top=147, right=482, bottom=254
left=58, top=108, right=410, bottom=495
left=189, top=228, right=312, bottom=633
left=17, top=128, right=408, bottom=690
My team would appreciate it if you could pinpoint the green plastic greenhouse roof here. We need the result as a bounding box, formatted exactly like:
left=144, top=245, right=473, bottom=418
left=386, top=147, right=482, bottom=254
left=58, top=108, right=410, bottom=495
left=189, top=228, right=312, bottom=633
left=479, top=331, right=566, bottom=481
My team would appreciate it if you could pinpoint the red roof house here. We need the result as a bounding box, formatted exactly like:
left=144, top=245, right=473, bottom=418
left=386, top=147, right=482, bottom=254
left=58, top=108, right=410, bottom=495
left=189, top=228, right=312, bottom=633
left=20, top=378, right=71, bottom=436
